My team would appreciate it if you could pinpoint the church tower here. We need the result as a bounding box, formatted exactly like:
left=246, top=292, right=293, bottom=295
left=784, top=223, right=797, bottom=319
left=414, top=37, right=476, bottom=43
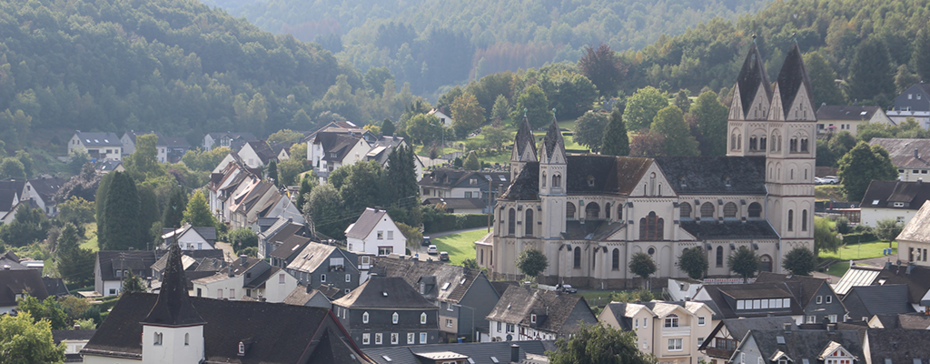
left=727, top=37, right=772, bottom=158
left=510, top=112, right=538, bottom=180
left=141, top=240, right=206, bottom=364
left=539, top=111, right=567, bottom=239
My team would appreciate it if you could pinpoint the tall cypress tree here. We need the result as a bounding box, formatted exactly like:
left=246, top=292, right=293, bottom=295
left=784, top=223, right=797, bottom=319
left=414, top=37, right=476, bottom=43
left=94, top=172, right=116, bottom=249
left=295, top=175, right=316, bottom=213
left=847, top=38, right=895, bottom=104
left=162, top=187, right=188, bottom=229
left=100, top=172, right=141, bottom=250
left=914, top=26, right=930, bottom=82
left=137, top=185, right=160, bottom=243
left=601, top=109, right=630, bottom=156
left=267, top=160, right=279, bottom=186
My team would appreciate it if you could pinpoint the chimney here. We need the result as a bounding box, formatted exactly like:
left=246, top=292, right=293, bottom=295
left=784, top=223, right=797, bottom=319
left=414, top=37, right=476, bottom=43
left=227, top=267, right=234, bottom=278
left=827, top=323, right=836, bottom=333
left=916, top=149, right=920, bottom=159
left=784, top=322, right=792, bottom=333
left=511, top=344, right=520, bottom=363
left=73, top=324, right=81, bottom=330
left=240, top=255, right=248, bottom=265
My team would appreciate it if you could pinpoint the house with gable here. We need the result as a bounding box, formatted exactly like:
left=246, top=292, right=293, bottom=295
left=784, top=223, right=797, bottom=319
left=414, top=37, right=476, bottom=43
left=283, top=284, right=334, bottom=309
left=858, top=180, right=930, bottom=227
left=286, top=242, right=364, bottom=298
left=486, top=285, right=597, bottom=342
left=418, top=168, right=510, bottom=203
left=428, top=108, right=454, bottom=127
left=21, top=175, right=65, bottom=216
left=268, top=235, right=312, bottom=268
left=307, top=130, right=372, bottom=183
left=842, top=285, right=914, bottom=323
left=886, top=82, right=930, bottom=127
left=478, top=40, right=817, bottom=287
left=345, top=208, right=407, bottom=257
left=699, top=316, right=797, bottom=364
left=68, top=131, right=123, bottom=160
left=191, top=255, right=299, bottom=303
left=753, top=272, right=848, bottom=324
left=693, top=283, right=806, bottom=324
left=238, top=140, right=278, bottom=169
left=868, top=138, right=930, bottom=182
left=600, top=300, right=715, bottom=364
left=121, top=131, right=190, bottom=163
left=373, top=256, right=501, bottom=343
left=896, top=201, right=930, bottom=267
left=258, top=217, right=311, bottom=259
left=815, top=105, right=893, bottom=136
left=94, top=250, right=159, bottom=297
left=831, top=262, right=930, bottom=313
left=363, top=341, right=551, bottom=364
left=332, top=276, right=440, bottom=348
left=863, top=328, right=930, bottom=364
left=729, top=326, right=862, bottom=364
left=202, top=131, right=257, bottom=151
left=159, top=224, right=217, bottom=250
left=867, top=312, right=930, bottom=329
left=0, top=267, right=49, bottom=314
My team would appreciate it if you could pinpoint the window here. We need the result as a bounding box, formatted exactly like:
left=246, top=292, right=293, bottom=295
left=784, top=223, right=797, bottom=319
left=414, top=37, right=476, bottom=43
left=391, top=333, right=399, bottom=345
left=363, top=312, right=369, bottom=324
left=748, top=202, right=762, bottom=218
left=362, top=333, right=370, bottom=345
left=154, top=332, right=163, bottom=346
left=377, top=231, right=384, bottom=240
left=737, top=300, right=745, bottom=310
left=612, top=248, right=620, bottom=270
left=806, top=315, right=816, bottom=324
left=826, top=295, right=833, bottom=304
left=724, top=202, right=737, bottom=218
left=375, top=333, right=382, bottom=345
left=217, top=289, right=223, bottom=299
left=392, top=312, right=399, bottom=324
left=185, top=333, right=189, bottom=346
left=680, top=203, right=692, bottom=219
left=379, top=247, right=394, bottom=256
left=664, top=314, right=679, bottom=328
left=668, top=338, right=683, bottom=351
left=446, top=319, right=454, bottom=327
left=421, top=312, right=427, bottom=324
left=816, top=296, right=823, bottom=304
left=497, top=322, right=502, bottom=332
left=635, top=318, right=639, bottom=328
left=321, top=274, right=327, bottom=282
left=639, top=211, right=664, bottom=240
left=573, top=247, right=581, bottom=268
left=761, top=255, right=773, bottom=272
left=531, top=314, right=537, bottom=323
left=566, top=202, right=576, bottom=219
left=508, top=208, right=516, bottom=235
left=801, top=210, right=808, bottom=231
left=346, top=274, right=351, bottom=282
left=742, top=353, right=746, bottom=364
left=507, top=324, right=515, bottom=333
left=585, top=202, right=600, bottom=219
left=787, top=210, right=794, bottom=231
left=697, top=337, right=705, bottom=347
left=465, top=191, right=473, bottom=198
left=230, top=289, right=235, bottom=298
left=828, top=314, right=837, bottom=323
left=387, top=231, right=393, bottom=240
left=716, top=246, right=723, bottom=267
left=700, top=202, right=714, bottom=219
left=698, top=316, right=705, bottom=326
left=525, top=209, right=534, bottom=236
left=542, top=172, right=546, bottom=187
left=407, top=333, right=415, bottom=344
left=643, top=318, right=647, bottom=328
left=420, top=332, right=427, bottom=344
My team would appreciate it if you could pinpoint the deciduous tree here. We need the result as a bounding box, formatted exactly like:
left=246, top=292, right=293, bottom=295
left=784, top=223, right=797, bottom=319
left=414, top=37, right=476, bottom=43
left=847, top=38, right=895, bottom=105
left=304, top=184, right=345, bottom=239
left=516, top=248, right=548, bottom=278
left=629, top=252, right=656, bottom=288
left=511, top=85, right=550, bottom=129
left=874, top=218, right=903, bottom=243
left=727, top=246, right=760, bottom=280
left=629, top=131, right=666, bottom=157
left=623, top=86, right=668, bottom=131
left=547, top=322, right=654, bottom=364
left=838, top=142, right=897, bottom=202
left=578, top=44, right=627, bottom=98
left=16, top=295, right=68, bottom=330
left=227, top=227, right=258, bottom=253
left=0, top=312, right=66, bottom=364
left=573, top=111, right=609, bottom=152
left=182, top=190, right=216, bottom=228
left=267, top=129, right=303, bottom=144
left=651, top=105, right=699, bottom=156
left=451, top=93, right=486, bottom=138
left=803, top=52, right=845, bottom=106
left=782, top=247, right=816, bottom=276
left=814, top=217, right=842, bottom=254
left=677, top=247, right=708, bottom=279
left=690, top=90, right=728, bottom=156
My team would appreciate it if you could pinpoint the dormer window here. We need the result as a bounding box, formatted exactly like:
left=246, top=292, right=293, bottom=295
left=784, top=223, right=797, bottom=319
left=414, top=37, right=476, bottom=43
left=238, top=341, right=245, bottom=356
left=392, top=312, right=399, bottom=324
left=664, top=314, right=679, bottom=328
left=420, top=312, right=427, bottom=324
left=587, top=176, right=595, bottom=187
left=363, top=312, right=369, bottom=323
left=531, top=314, right=537, bottom=323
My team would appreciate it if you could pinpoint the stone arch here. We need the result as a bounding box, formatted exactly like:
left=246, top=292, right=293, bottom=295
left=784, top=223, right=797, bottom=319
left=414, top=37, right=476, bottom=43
left=723, top=202, right=738, bottom=218
left=680, top=202, right=692, bottom=219
left=566, top=202, right=576, bottom=220
left=748, top=202, right=762, bottom=218
left=585, top=202, right=600, bottom=219
left=700, top=202, right=715, bottom=220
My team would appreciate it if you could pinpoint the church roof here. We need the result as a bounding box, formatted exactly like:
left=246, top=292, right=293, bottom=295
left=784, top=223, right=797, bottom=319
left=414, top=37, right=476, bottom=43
left=680, top=220, right=778, bottom=239
left=514, top=116, right=537, bottom=161
left=566, top=155, right=651, bottom=195
left=775, top=41, right=813, bottom=117
left=655, top=156, right=767, bottom=195
left=541, top=114, right=565, bottom=162
left=735, top=41, right=772, bottom=118
left=501, top=162, right=539, bottom=200
left=141, top=241, right=205, bottom=326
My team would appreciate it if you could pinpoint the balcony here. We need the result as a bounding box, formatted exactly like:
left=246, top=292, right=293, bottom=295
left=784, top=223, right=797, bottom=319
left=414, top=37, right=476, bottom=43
left=704, top=347, right=734, bottom=359
left=661, top=326, right=691, bottom=337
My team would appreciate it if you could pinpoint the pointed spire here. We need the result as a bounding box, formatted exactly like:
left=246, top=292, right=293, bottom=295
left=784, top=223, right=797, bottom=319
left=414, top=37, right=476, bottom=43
left=513, top=114, right=537, bottom=161
left=774, top=39, right=813, bottom=118
left=141, top=238, right=205, bottom=326
left=542, top=109, right=565, bottom=162
left=735, top=38, right=772, bottom=118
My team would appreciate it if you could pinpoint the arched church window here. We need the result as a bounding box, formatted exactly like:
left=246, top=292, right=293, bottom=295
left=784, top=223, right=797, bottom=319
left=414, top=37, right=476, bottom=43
left=585, top=202, right=600, bottom=219
left=680, top=202, right=692, bottom=219
left=566, top=202, right=576, bottom=220
left=716, top=246, right=723, bottom=267
left=525, top=209, right=534, bottom=236
left=760, top=137, right=767, bottom=151
left=800, top=137, right=809, bottom=152
left=801, top=209, right=808, bottom=231
left=553, top=174, right=561, bottom=187
left=612, top=248, right=620, bottom=270
left=760, top=255, right=773, bottom=272
left=700, top=202, right=714, bottom=220
left=639, top=212, right=663, bottom=240
left=748, top=203, right=762, bottom=218
left=605, top=203, right=611, bottom=219
left=573, top=247, right=581, bottom=268
left=508, top=208, right=516, bottom=235
left=618, top=205, right=623, bottom=221
left=787, top=210, right=794, bottom=231
left=724, top=202, right=737, bottom=218
left=790, top=137, right=798, bottom=152
left=749, top=136, right=758, bottom=151
left=541, top=172, right=546, bottom=187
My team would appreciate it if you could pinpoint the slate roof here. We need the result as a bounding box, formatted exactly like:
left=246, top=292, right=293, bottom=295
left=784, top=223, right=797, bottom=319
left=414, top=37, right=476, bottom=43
left=315, top=132, right=364, bottom=162
left=490, top=281, right=519, bottom=297
left=43, top=277, right=70, bottom=297
left=697, top=283, right=804, bottom=319
left=873, top=312, right=930, bottom=329
left=897, top=200, right=930, bottom=243
left=141, top=241, right=205, bottom=326
left=873, top=263, right=930, bottom=305
left=0, top=268, right=48, bottom=307
left=486, top=286, right=593, bottom=336
left=816, top=105, right=883, bottom=121
left=150, top=250, right=225, bottom=273
left=862, top=180, right=930, bottom=212
left=161, top=224, right=218, bottom=242
left=26, top=175, right=66, bottom=203
left=364, top=341, right=549, bottom=364
left=283, top=285, right=331, bottom=306
left=699, top=316, right=796, bottom=350
left=501, top=162, right=539, bottom=200
left=286, top=242, right=356, bottom=274
left=514, top=115, right=537, bottom=161
left=75, top=131, right=122, bottom=147
left=423, top=198, right=486, bottom=211
left=681, top=220, right=778, bottom=239
left=244, top=140, right=277, bottom=164
left=865, top=328, right=930, bottom=364
left=754, top=272, right=837, bottom=308
left=566, top=155, right=652, bottom=195
left=332, top=276, right=434, bottom=310
left=774, top=41, right=813, bottom=117
left=269, top=235, right=312, bottom=261
left=541, top=115, right=565, bottom=162
left=96, top=251, right=160, bottom=281
left=561, top=220, right=625, bottom=240
left=745, top=328, right=863, bottom=364
left=735, top=41, right=772, bottom=118
left=655, top=156, right=767, bottom=195
left=372, top=256, right=483, bottom=304
left=345, top=208, right=389, bottom=240
left=418, top=169, right=510, bottom=190
left=842, top=285, right=914, bottom=321
left=0, top=189, right=17, bottom=211
left=868, top=138, right=930, bottom=169
left=0, top=256, right=27, bottom=270
left=82, top=292, right=370, bottom=364
left=53, top=329, right=97, bottom=342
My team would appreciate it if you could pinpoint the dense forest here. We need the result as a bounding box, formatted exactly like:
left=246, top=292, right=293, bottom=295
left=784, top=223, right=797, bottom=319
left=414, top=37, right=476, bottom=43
left=217, top=0, right=772, bottom=95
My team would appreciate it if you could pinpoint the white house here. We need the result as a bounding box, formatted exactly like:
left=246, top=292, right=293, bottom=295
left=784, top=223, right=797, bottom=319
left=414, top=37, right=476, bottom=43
left=238, top=140, right=277, bottom=169
left=202, top=132, right=257, bottom=151
left=600, top=300, right=715, bottom=364
left=815, top=105, right=893, bottom=137
left=68, top=131, right=122, bottom=161
left=858, top=180, right=930, bottom=227
left=306, top=131, right=371, bottom=183
left=191, top=256, right=299, bottom=303
left=344, top=208, right=406, bottom=256
left=160, top=224, right=217, bottom=250
left=428, top=109, right=454, bottom=127
left=21, top=175, right=66, bottom=216
left=896, top=200, right=930, bottom=267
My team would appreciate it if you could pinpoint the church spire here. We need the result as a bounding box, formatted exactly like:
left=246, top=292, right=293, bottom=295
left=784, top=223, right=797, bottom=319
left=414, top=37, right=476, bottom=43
left=141, top=239, right=205, bottom=326
left=733, top=37, right=773, bottom=120
left=541, top=109, right=565, bottom=163
left=773, top=38, right=814, bottom=120
left=512, top=113, right=537, bottom=162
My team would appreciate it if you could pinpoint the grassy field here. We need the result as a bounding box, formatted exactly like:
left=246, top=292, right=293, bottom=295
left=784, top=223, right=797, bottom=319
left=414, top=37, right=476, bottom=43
left=815, top=184, right=846, bottom=202
left=430, top=229, right=492, bottom=266
left=80, top=223, right=99, bottom=252
left=819, top=241, right=896, bottom=260
left=827, top=262, right=851, bottom=277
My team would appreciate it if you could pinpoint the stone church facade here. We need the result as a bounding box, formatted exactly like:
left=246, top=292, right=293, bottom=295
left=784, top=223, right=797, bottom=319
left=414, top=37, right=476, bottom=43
left=475, top=41, right=816, bottom=288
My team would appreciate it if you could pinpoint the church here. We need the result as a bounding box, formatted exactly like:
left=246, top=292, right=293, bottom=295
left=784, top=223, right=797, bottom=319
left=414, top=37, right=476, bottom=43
left=475, top=40, right=816, bottom=288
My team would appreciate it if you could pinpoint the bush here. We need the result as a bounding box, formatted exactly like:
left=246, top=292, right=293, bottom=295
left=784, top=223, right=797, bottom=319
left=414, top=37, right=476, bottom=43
left=835, top=217, right=851, bottom=234
left=842, top=232, right=878, bottom=243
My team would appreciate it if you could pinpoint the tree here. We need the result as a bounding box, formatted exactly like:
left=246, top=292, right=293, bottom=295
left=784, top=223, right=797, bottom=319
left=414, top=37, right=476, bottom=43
left=364, top=66, right=394, bottom=95
left=137, top=186, right=160, bottom=243
left=547, top=322, right=654, bottom=364
left=15, top=151, right=33, bottom=178
left=673, top=90, right=691, bottom=113
left=162, top=187, right=188, bottom=230
left=651, top=105, right=699, bottom=156
left=782, top=247, right=816, bottom=276
left=381, top=119, right=396, bottom=136
left=727, top=246, right=760, bottom=280
left=690, top=90, right=729, bottom=156
left=677, top=247, right=708, bottom=279
left=99, top=172, right=141, bottom=250
left=516, top=249, right=548, bottom=278
left=227, top=227, right=258, bottom=253
left=295, top=175, right=317, bottom=213
left=629, top=252, right=656, bottom=288
left=182, top=190, right=216, bottom=228
left=835, top=216, right=851, bottom=234
left=482, top=125, right=510, bottom=150
left=0, top=205, right=51, bottom=247
left=894, top=64, right=919, bottom=94
left=396, top=222, right=422, bottom=248
left=0, top=157, right=25, bottom=180
left=267, top=160, right=279, bottom=186
left=803, top=52, right=845, bottom=106
left=814, top=217, right=842, bottom=254
left=181, top=147, right=230, bottom=172
left=121, top=269, right=146, bottom=294
left=838, top=142, right=897, bottom=202
left=451, top=93, right=486, bottom=138
left=0, top=312, right=66, bottom=364
left=304, top=184, right=346, bottom=239
left=405, top=113, right=443, bottom=144
left=463, top=151, right=480, bottom=171
left=828, top=131, right=857, bottom=159
left=491, top=94, right=510, bottom=123
left=58, top=196, right=95, bottom=229
left=16, top=295, right=68, bottom=330
left=601, top=109, right=630, bottom=156
left=578, top=44, right=627, bottom=98
left=874, top=218, right=903, bottom=243
left=125, top=134, right=160, bottom=178
left=337, top=161, right=385, bottom=214
left=277, top=157, right=307, bottom=186
left=57, top=247, right=95, bottom=287
left=511, top=85, right=550, bottom=129
left=385, top=144, right=419, bottom=204
left=628, top=131, right=666, bottom=157
left=623, top=86, right=668, bottom=131
left=846, top=38, right=895, bottom=105
left=267, top=129, right=303, bottom=144
left=914, top=27, right=930, bottom=82
left=574, top=111, right=609, bottom=152
left=546, top=71, right=599, bottom=120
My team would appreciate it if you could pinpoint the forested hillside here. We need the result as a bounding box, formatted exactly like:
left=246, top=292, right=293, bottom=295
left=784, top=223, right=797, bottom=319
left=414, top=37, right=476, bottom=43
left=219, top=0, right=772, bottom=95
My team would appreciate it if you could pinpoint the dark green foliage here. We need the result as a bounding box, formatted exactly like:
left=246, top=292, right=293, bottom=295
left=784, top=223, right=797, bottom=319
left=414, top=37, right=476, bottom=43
left=573, top=111, right=609, bottom=153
left=57, top=247, right=96, bottom=287
left=601, top=109, right=630, bottom=156
left=0, top=205, right=51, bottom=247
left=651, top=105, right=699, bottom=156
left=835, top=216, right=851, bottom=234
left=874, top=218, right=903, bottom=242
left=516, top=249, right=548, bottom=278
left=814, top=217, right=842, bottom=254
left=673, top=90, right=691, bottom=113
left=99, top=172, right=141, bottom=251
left=512, top=85, right=550, bottom=129
left=623, top=87, right=667, bottom=132
left=125, top=134, right=161, bottom=179
left=543, top=70, right=599, bottom=120
left=385, top=144, right=419, bottom=205
left=782, top=247, right=816, bottom=276
left=727, top=246, right=759, bottom=280
left=381, top=119, right=396, bottom=136
left=0, top=311, right=66, bottom=364
left=0, top=158, right=25, bottom=180
left=17, top=295, right=68, bottom=330
left=336, top=161, right=385, bottom=215
left=547, top=322, right=655, bottom=364
left=94, top=172, right=115, bottom=249
left=462, top=258, right=480, bottom=269
left=803, top=52, right=845, bottom=107
left=846, top=38, right=896, bottom=105
left=295, top=175, right=317, bottom=214
left=182, top=190, right=217, bottom=229
left=267, top=161, right=279, bottom=186
left=162, top=187, right=188, bottom=230
left=838, top=142, right=897, bottom=203
left=304, top=184, right=345, bottom=239
left=690, top=90, right=728, bottom=156
left=677, top=247, right=708, bottom=279
left=227, top=227, right=258, bottom=253
left=14, top=151, right=33, bottom=179
left=463, top=152, right=480, bottom=171
left=137, top=186, right=160, bottom=244
left=815, top=139, right=837, bottom=167
left=363, top=67, right=395, bottom=95
left=121, top=269, right=146, bottom=294
left=629, top=252, right=656, bottom=283
left=914, top=26, right=930, bottom=83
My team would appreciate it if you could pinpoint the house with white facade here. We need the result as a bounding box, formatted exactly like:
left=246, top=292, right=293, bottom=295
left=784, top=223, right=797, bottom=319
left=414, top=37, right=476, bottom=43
left=307, top=130, right=371, bottom=183
left=428, top=109, right=454, bottom=127
left=486, top=285, right=597, bottom=342
left=21, top=175, right=66, bottom=216
left=345, top=208, right=406, bottom=256
left=238, top=140, right=277, bottom=169
left=858, top=180, right=930, bottom=227
left=0, top=268, right=48, bottom=314
left=699, top=316, right=796, bottom=364
left=887, top=83, right=930, bottom=127
left=94, top=250, right=159, bottom=297
left=121, top=131, right=190, bottom=163
left=202, top=132, right=257, bottom=151
left=815, top=105, right=893, bottom=137
left=159, top=224, right=217, bottom=250
left=600, top=300, right=715, bottom=364
left=896, top=200, right=930, bottom=267
left=191, top=255, right=299, bottom=303
left=869, top=138, right=930, bottom=182
left=68, top=131, right=122, bottom=160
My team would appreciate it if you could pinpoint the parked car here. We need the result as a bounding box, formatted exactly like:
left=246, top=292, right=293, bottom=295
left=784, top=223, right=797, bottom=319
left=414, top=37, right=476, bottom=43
left=439, top=252, right=449, bottom=261
left=814, top=177, right=825, bottom=185
left=562, top=284, right=577, bottom=293
left=422, top=236, right=431, bottom=246
left=427, top=245, right=438, bottom=254
left=822, top=176, right=840, bottom=184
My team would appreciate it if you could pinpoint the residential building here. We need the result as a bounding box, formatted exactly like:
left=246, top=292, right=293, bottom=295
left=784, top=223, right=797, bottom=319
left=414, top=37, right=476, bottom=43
left=94, top=250, right=159, bottom=297
left=258, top=217, right=311, bottom=259
left=886, top=83, right=930, bottom=127
left=68, top=131, right=122, bottom=160
left=159, top=224, right=217, bottom=250
left=0, top=268, right=48, bottom=314
left=121, top=131, right=190, bottom=163
left=753, top=272, right=848, bottom=324
left=863, top=328, right=930, bottom=364
left=868, top=138, right=930, bottom=181
left=332, top=276, right=440, bottom=348
left=365, top=136, right=425, bottom=181
left=423, top=197, right=489, bottom=214
left=842, top=285, right=914, bottom=323
left=81, top=241, right=372, bottom=364
left=815, top=105, right=893, bottom=136
left=478, top=41, right=816, bottom=286
left=364, top=341, right=550, bottom=364
left=191, top=255, right=299, bottom=303
left=21, top=175, right=65, bottom=216
left=418, top=168, right=510, bottom=203
left=699, top=316, right=797, bottom=364
left=202, top=132, right=257, bottom=151
left=286, top=242, right=364, bottom=298
left=599, top=300, right=715, bottom=364
left=283, top=284, right=333, bottom=309
left=428, top=109, right=454, bottom=127
left=896, top=201, right=930, bottom=267
left=832, top=262, right=930, bottom=313
left=867, top=312, right=930, bottom=329
left=53, top=329, right=96, bottom=363
left=238, top=140, right=277, bottom=169
left=729, top=326, right=862, bottom=364
left=486, top=285, right=597, bottom=342
left=268, top=235, right=312, bottom=268
left=94, top=159, right=123, bottom=174
left=43, top=277, right=71, bottom=298
left=667, top=277, right=704, bottom=301
left=373, top=256, right=501, bottom=342
left=859, top=180, right=930, bottom=227
left=345, top=208, right=407, bottom=256
left=693, top=283, right=806, bottom=324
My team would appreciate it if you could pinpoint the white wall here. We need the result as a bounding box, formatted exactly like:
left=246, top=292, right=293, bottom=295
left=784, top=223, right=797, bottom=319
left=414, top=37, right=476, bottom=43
left=101, top=280, right=123, bottom=297
left=258, top=270, right=299, bottom=302
left=860, top=207, right=916, bottom=227
left=347, top=215, right=406, bottom=256
left=193, top=275, right=243, bottom=300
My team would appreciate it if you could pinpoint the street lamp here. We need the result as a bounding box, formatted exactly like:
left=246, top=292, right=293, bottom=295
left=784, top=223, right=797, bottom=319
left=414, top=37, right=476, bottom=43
left=453, top=303, right=477, bottom=342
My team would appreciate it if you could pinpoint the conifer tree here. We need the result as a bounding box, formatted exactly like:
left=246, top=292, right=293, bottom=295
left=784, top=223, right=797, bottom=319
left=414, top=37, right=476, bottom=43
left=268, top=160, right=279, bottom=186
left=803, top=52, right=845, bottom=106
left=295, top=175, right=316, bottom=213
left=914, top=26, right=930, bottom=82
left=162, top=187, right=188, bottom=229
left=690, top=90, right=729, bottom=156
left=464, top=151, right=480, bottom=170
left=94, top=172, right=115, bottom=249
left=99, top=172, right=141, bottom=250
left=381, top=118, right=396, bottom=136
left=847, top=38, right=895, bottom=104
left=601, top=109, right=630, bottom=156
left=182, top=190, right=217, bottom=228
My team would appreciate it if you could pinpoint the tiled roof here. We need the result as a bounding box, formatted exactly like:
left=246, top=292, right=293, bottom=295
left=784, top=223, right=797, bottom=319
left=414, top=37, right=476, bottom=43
left=75, top=131, right=122, bottom=147
left=423, top=198, right=486, bottom=211
left=681, top=220, right=778, bottom=239
left=0, top=268, right=48, bottom=307
left=486, top=286, right=594, bottom=336
left=865, top=328, right=930, bottom=364
left=735, top=41, right=772, bottom=118
left=96, top=251, right=160, bottom=281
left=332, top=276, right=434, bottom=310
left=747, top=328, right=863, bottom=364
left=861, top=180, right=930, bottom=212
left=897, top=200, right=930, bottom=243
left=655, top=156, right=767, bottom=195
left=816, top=105, right=883, bottom=121
left=842, top=285, right=913, bottom=321
left=874, top=263, right=930, bottom=305
left=345, top=208, right=389, bottom=240
left=372, top=256, right=483, bottom=304
left=868, top=138, right=930, bottom=169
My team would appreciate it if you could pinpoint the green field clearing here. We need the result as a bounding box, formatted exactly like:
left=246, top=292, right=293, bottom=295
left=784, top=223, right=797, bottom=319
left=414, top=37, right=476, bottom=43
left=80, top=223, right=99, bottom=252
left=827, top=262, right=850, bottom=277
left=430, top=229, right=492, bottom=266
left=819, top=241, right=896, bottom=260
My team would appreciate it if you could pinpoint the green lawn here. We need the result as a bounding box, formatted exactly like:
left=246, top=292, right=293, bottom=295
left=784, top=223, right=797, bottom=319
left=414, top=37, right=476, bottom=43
left=827, top=261, right=850, bottom=277
left=819, top=241, right=896, bottom=260
left=430, top=229, right=492, bottom=266
left=80, top=223, right=99, bottom=252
